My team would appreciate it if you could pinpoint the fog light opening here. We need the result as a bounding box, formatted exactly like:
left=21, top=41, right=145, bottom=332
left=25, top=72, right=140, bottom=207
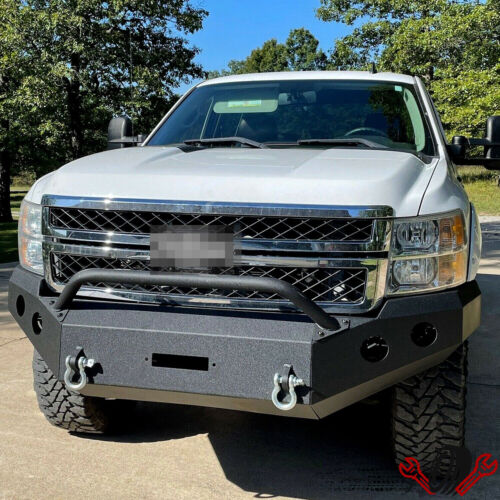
left=32, top=313, right=42, bottom=335
left=16, top=295, right=25, bottom=317
left=361, top=336, right=389, bottom=363
left=411, top=323, right=438, bottom=347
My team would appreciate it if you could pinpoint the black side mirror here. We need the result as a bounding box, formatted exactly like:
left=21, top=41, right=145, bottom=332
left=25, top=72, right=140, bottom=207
left=448, top=136, right=467, bottom=161
left=448, top=116, right=500, bottom=170
left=485, top=116, right=500, bottom=162
left=107, top=116, right=144, bottom=150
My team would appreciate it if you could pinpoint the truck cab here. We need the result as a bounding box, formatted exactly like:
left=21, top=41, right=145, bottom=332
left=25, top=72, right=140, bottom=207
left=9, top=71, right=498, bottom=471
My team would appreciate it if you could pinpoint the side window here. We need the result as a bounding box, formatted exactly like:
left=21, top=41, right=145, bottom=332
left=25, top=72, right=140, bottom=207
left=148, top=93, right=214, bottom=145
left=403, top=89, right=426, bottom=152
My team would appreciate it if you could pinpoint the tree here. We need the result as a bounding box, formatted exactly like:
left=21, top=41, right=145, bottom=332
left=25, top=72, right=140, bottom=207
left=316, top=0, right=500, bottom=138
left=0, top=0, right=25, bottom=222
left=286, top=28, right=328, bottom=71
left=0, top=1, right=208, bottom=222
left=237, top=39, right=289, bottom=73
left=211, top=28, right=327, bottom=76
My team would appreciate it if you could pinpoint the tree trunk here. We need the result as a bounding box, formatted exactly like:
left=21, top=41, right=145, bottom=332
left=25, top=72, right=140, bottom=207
left=0, top=148, right=12, bottom=223
left=0, top=72, right=13, bottom=223
left=63, top=54, right=84, bottom=159
left=425, top=65, right=434, bottom=82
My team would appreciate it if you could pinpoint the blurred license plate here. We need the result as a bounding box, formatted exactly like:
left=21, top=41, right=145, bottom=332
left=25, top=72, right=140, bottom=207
left=150, top=225, right=234, bottom=269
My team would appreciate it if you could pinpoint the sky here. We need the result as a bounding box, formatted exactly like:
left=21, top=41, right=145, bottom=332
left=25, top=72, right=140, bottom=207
left=178, top=0, right=348, bottom=92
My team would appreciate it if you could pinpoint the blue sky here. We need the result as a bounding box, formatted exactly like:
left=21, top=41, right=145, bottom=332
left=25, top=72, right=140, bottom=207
left=179, top=0, right=347, bottom=92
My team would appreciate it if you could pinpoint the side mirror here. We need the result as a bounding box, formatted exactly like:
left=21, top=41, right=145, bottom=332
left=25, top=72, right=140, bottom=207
left=107, top=116, right=144, bottom=150
left=448, top=136, right=467, bottom=161
left=485, top=116, right=500, bottom=163
left=448, top=116, right=500, bottom=170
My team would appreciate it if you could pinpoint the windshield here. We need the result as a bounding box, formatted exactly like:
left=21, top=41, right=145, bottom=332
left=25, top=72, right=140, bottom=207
left=147, top=79, right=435, bottom=155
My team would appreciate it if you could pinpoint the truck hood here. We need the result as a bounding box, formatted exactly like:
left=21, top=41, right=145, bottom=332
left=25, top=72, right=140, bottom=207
left=30, top=146, right=437, bottom=217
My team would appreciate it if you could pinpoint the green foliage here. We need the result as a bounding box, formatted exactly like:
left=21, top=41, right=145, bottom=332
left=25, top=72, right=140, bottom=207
left=0, top=0, right=207, bottom=175
left=431, top=67, right=500, bottom=138
left=236, top=38, right=289, bottom=73
left=211, top=28, right=327, bottom=76
left=317, top=0, right=500, bottom=139
left=286, top=28, right=328, bottom=71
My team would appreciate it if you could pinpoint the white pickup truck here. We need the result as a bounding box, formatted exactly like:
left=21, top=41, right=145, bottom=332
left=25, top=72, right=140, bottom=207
left=9, top=71, right=499, bottom=471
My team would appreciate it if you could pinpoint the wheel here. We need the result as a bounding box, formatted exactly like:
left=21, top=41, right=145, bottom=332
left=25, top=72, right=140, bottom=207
left=392, top=342, right=467, bottom=472
left=33, top=350, right=133, bottom=433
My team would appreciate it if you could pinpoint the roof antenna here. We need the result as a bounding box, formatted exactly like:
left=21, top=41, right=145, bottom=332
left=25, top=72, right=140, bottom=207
left=370, top=62, right=377, bottom=74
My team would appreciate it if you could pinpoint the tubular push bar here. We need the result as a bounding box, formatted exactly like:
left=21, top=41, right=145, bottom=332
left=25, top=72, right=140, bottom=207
left=53, top=269, right=341, bottom=331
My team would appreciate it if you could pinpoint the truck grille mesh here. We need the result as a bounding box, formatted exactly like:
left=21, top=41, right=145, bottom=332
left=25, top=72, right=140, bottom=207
left=49, top=207, right=374, bottom=242
left=50, top=253, right=367, bottom=304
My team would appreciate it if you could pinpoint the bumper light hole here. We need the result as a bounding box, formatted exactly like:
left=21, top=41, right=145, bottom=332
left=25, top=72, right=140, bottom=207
left=16, top=295, right=25, bottom=317
left=361, top=336, right=389, bottom=362
left=411, top=323, right=437, bottom=347
left=32, top=313, right=43, bottom=335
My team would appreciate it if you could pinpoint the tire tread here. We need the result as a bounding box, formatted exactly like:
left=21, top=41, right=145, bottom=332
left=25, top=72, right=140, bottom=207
left=33, top=350, right=111, bottom=433
left=392, top=342, right=467, bottom=471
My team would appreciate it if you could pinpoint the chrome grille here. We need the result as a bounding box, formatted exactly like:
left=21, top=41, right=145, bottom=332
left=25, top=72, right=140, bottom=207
left=49, top=207, right=374, bottom=241
left=50, top=253, right=367, bottom=304
left=42, top=196, right=392, bottom=313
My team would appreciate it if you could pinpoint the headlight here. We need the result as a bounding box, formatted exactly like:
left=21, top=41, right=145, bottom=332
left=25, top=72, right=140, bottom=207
left=388, top=211, right=467, bottom=294
left=19, top=200, right=43, bottom=275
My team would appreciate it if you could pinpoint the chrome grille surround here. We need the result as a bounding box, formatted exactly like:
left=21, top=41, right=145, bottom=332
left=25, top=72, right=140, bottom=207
left=49, top=207, right=376, bottom=242
left=41, top=195, right=392, bottom=314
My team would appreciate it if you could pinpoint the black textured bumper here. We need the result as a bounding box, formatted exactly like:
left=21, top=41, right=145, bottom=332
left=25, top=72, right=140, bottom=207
left=9, top=266, right=481, bottom=419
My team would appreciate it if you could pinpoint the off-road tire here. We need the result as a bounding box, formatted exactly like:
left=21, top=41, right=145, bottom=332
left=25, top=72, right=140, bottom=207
left=33, top=350, right=131, bottom=433
left=392, top=342, right=467, bottom=472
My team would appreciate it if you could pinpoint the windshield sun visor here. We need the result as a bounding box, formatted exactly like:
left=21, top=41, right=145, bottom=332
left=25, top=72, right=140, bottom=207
left=213, top=86, right=279, bottom=114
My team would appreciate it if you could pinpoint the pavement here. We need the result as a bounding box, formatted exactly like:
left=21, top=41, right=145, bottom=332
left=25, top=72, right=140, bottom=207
left=0, top=218, right=499, bottom=500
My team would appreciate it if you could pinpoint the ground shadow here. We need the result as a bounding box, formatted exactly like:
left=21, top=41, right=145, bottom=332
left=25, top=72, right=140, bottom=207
left=204, top=398, right=412, bottom=499
left=81, top=395, right=414, bottom=498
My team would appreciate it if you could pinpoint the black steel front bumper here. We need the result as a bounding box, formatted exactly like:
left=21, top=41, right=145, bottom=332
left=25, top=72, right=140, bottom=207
left=9, top=266, right=481, bottom=419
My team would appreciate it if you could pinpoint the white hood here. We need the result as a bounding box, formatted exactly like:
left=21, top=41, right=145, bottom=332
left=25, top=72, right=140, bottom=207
left=28, top=146, right=437, bottom=217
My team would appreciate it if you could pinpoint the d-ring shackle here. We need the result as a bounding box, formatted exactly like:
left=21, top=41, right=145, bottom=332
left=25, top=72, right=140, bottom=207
left=64, top=355, right=95, bottom=392
left=271, top=372, right=305, bottom=411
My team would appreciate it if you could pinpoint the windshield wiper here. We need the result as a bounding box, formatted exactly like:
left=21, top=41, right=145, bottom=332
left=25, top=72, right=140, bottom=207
left=183, top=137, right=268, bottom=149
left=297, top=138, right=387, bottom=149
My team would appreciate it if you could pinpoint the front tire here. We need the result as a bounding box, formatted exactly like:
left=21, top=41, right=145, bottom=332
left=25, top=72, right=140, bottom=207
left=392, top=342, right=467, bottom=472
left=33, top=350, right=131, bottom=433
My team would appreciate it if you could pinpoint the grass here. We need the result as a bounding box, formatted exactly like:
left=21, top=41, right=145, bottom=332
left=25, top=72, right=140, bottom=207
left=0, top=187, right=28, bottom=264
left=0, top=221, right=19, bottom=264
left=463, top=180, right=500, bottom=215
left=457, top=165, right=499, bottom=183
left=458, top=166, right=500, bottom=216
left=10, top=191, right=26, bottom=216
